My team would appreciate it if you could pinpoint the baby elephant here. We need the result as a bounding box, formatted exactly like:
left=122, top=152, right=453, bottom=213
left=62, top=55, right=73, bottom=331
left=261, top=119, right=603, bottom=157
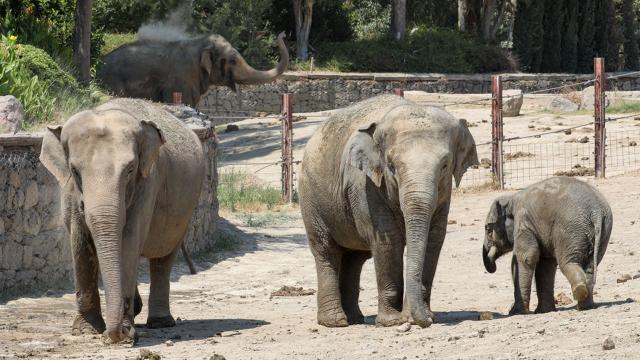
left=482, top=177, right=612, bottom=314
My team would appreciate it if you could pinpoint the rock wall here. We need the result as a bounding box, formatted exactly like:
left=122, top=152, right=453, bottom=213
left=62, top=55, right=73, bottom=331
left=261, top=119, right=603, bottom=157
left=0, top=128, right=218, bottom=295
left=199, top=71, right=640, bottom=122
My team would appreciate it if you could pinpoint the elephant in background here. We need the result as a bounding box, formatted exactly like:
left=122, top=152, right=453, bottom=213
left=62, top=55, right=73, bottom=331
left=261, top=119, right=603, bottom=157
left=482, top=176, right=612, bottom=314
left=299, top=95, right=479, bottom=328
left=40, top=98, right=205, bottom=343
left=98, top=32, right=289, bottom=107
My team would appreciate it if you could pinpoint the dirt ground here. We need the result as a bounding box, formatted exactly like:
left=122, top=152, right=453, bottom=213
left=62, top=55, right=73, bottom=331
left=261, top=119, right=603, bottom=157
left=2, top=94, right=640, bottom=359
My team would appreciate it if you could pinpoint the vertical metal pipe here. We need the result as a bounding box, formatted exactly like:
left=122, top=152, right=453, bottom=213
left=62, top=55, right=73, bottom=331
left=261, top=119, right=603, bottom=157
left=594, top=57, right=606, bottom=178
left=491, top=75, right=504, bottom=189
left=282, top=93, right=294, bottom=202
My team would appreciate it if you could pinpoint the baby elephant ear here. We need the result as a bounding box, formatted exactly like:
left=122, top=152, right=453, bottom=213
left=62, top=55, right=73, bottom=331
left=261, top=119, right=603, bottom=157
left=342, top=122, right=383, bottom=187
left=39, top=125, right=70, bottom=185
left=138, top=120, right=165, bottom=178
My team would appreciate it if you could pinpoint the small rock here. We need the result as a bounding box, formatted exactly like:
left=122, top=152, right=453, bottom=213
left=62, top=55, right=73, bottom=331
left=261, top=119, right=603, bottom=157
left=210, top=355, right=226, bottom=360
left=632, top=274, right=640, bottom=279
left=564, top=129, right=572, bottom=135
left=603, top=336, right=615, bottom=350
left=502, top=89, right=523, bottom=117
left=581, top=156, right=590, bottom=161
left=528, top=124, right=535, bottom=129
left=447, top=335, right=461, bottom=342
left=477, top=329, right=487, bottom=338
left=478, top=311, right=493, bottom=320
left=137, top=349, right=161, bottom=360
left=0, top=95, right=24, bottom=134
left=482, top=119, right=488, bottom=123
left=617, top=274, right=632, bottom=283
left=537, top=328, right=545, bottom=335
left=555, top=292, right=573, bottom=305
left=225, top=124, right=239, bottom=132
left=165, top=340, right=174, bottom=347
left=630, top=141, right=637, bottom=147
left=578, top=136, right=589, bottom=143
left=447, top=220, right=457, bottom=225
left=396, top=322, right=411, bottom=333
left=479, top=158, right=492, bottom=169
left=547, top=96, right=579, bottom=112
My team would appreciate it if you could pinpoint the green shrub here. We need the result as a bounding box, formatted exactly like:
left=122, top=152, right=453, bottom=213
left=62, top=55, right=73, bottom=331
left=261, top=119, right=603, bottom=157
left=101, top=33, right=136, bottom=56
left=218, top=170, right=282, bottom=212
left=302, top=27, right=510, bottom=73
left=16, top=44, right=79, bottom=93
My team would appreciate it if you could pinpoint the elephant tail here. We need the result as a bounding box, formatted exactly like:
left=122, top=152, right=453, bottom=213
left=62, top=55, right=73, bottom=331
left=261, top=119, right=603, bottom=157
left=592, top=211, right=606, bottom=284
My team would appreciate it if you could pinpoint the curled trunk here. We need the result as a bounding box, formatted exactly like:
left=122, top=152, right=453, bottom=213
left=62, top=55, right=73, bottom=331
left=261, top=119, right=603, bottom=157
left=483, top=245, right=497, bottom=273
left=233, top=33, right=289, bottom=84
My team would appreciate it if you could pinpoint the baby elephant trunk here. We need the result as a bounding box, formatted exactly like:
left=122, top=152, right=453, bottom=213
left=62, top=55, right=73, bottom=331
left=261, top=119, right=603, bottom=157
left=561, top=263, right=589, bottom=301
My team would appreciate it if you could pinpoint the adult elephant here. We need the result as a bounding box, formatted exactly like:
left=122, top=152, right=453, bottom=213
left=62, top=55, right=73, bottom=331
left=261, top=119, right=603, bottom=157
left=299, top=95, right=478, bottom=328
left=40, top=98, right=204, bottom=343
left=98, top=32, right=289, bottom=107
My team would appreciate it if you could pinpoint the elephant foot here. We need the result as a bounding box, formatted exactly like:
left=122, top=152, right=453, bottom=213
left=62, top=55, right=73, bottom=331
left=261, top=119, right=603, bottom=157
left=577, top=297, right=595, bottom=311
left=571, top=283, right=589, bottom=302
left=508, top=303, right=531, bottom=316
left=134, top=291, right=143, bottom=317
left=71, top=313, right=105, bottom=335
left=317, top=310, right=349, bottom=328
left=534, top=303, right=556, bottom=314
left=147, top=315, right=176, bottom=329
left=345, top=310, right=365, bottom=325
left=375, top=311, right=404, bottom=327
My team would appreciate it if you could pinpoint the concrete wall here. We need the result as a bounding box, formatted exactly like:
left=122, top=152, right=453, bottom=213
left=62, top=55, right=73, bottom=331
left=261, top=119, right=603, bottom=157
left=199, top=71, right=640, bottom=121
left=0, top=128, right=218, bottom=294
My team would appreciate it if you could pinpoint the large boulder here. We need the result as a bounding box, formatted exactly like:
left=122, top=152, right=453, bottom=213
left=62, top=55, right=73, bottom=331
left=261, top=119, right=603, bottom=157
left=0, top=95, right=24, bottom=134
left=579, top=86, right=610, bottom=110
left=502, top=89, right=523, bottom=117
left=547, top=97, right=579, bottom=112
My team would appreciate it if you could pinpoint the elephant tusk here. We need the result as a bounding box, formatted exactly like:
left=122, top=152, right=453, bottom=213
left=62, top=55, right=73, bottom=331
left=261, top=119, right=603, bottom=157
left=487, top=246, right=497, bottom=260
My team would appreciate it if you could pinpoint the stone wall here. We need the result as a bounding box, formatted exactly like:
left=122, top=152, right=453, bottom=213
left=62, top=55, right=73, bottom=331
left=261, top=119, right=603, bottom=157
left=199, top=71, right=640, bottom=121
left=0, top=128, right=218, bottom=294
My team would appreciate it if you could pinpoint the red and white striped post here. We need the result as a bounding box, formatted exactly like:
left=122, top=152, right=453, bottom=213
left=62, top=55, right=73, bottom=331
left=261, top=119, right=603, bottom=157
left=491, top=75, right=505, bottom=189
left=594, top=57, right=606, bottom=178
left=281, top=94, right=294, bottom=203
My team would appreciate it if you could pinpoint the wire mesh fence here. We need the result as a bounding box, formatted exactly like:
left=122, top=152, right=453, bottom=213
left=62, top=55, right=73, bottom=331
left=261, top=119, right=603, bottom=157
left=605, top=129, right=640, bottom=177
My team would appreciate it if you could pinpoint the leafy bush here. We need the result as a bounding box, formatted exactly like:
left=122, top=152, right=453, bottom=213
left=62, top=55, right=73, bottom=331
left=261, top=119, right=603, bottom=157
left=305, top=27, right=511, bottom=73
left=101, top=33, right=136, bottom=56
left=0, top=36, right=96, bottom=127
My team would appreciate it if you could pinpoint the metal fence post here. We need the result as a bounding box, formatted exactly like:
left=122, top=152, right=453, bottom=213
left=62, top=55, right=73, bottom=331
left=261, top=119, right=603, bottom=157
left=394, top=89, right=404, bottom=97
left=594, top=57, right=606, bottom=178
left=281, top=94, right=294, bottom=203
left=491, top=75, right=505, bottom=189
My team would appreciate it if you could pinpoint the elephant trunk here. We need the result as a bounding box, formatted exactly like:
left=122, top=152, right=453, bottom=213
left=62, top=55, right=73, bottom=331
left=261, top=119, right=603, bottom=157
left=483, top=244, right=498, bottom=273
left=233, top=32, right=289, bottom=85
left=85, top=197, right=126, bottom=343
left=400, top=171, right=437, bottom=328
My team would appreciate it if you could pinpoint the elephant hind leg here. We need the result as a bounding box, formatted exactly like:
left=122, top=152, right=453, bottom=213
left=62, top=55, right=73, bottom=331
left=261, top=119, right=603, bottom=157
left=147, top=249, right=179, bottom=329
left=560, top=262, right=588, bottom=303
left=309, top=228, right=348, bottom=328
left=340, top=250, right=371, bottom=324
left=134, top=287, right=143, bottom=317
left=534, top=257, right=557, bottom=313
left=577, top=259, right=596, bottom=310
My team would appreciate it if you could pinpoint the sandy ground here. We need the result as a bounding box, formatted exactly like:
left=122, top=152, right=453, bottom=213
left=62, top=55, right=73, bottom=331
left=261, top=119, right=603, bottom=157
left=2, top=93, right=640, bottom=359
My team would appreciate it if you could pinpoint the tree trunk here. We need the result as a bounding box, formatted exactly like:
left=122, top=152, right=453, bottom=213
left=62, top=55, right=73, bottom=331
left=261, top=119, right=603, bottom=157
left=293, top=0, right=313, bottom=61
left=73, top=0, right=93, bottom=86
left=458, top=0, right=468, bottom=31
left=391, top=0, right=406, bottom=41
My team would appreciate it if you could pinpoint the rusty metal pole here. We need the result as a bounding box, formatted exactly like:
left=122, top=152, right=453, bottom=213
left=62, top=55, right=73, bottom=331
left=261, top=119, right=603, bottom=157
left=491, top=75, right=504, bottom=189
left=594, top=57, right=606, bottom=178
left=172, top=92, right=183, bottom=105
left=394, top=89, right=404, bottom=97
left=282, top=94, right=294, bottom=202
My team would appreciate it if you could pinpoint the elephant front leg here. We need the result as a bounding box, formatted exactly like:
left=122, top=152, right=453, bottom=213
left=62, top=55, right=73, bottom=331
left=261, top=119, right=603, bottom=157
left=510, top=254, right=537, bottom=315
left=339, top=250, right=370, bottom=324
left=70, top=212, right=105, bottom=335
left=372, top=238, right=405, bottom=327
left=420, top=205, right=450, bottom=321
left=147, top=249, right=179, bottom=328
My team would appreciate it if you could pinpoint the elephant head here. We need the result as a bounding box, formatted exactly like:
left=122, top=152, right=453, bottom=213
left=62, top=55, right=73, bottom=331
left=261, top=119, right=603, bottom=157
left=482, top=196, right=515, bottom=274
left=341, top=108, right=479, bottom=327
left=40, top=109, right=165, bottom=343
left=199, top=32, right=289, bottom=93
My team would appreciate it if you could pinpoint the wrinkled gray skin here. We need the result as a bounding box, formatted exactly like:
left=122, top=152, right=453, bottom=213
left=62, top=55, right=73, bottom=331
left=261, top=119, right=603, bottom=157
left=299, top=95, right=479, bottom=328
left=40, top=98, right=204, bottom=343
left=98, top=33, right=289, bottom=107
left=483, top=177, right=612, bottom=314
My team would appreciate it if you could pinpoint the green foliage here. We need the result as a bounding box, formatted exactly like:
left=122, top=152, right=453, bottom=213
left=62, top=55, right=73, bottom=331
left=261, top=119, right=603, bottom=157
left=342, top=0, right=391, bottom=40
left=306, top=27, right=510, bottom=73
left=607, top=100, right=640, bottom=113
left=622, top=0, right=640, bottom=69
left=541, top=0, right=564, bottom=72
left=0, top=35, right=95, bottom=127
left=218, top=170, right=282, bottom=212
left=101, top=33, right=136, bottom=56
left=238, top=212, right=297, bottom=227
left=513, top=0, right=545, bottom=72
left=561, top=0, right=579, bottom=72
left=577, top=0, right=597, bottom=72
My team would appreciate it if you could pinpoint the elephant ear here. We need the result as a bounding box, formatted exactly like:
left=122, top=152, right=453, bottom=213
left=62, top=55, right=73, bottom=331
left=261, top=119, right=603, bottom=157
left=138, top=120, right=166, bottom=178
left=39, top=125, right=70, bottom=185
left=341, top=122, right=384, bottom=187
left=453, top=119, right=479, bottom=187
left=486, top=196, right=512, bottom=224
